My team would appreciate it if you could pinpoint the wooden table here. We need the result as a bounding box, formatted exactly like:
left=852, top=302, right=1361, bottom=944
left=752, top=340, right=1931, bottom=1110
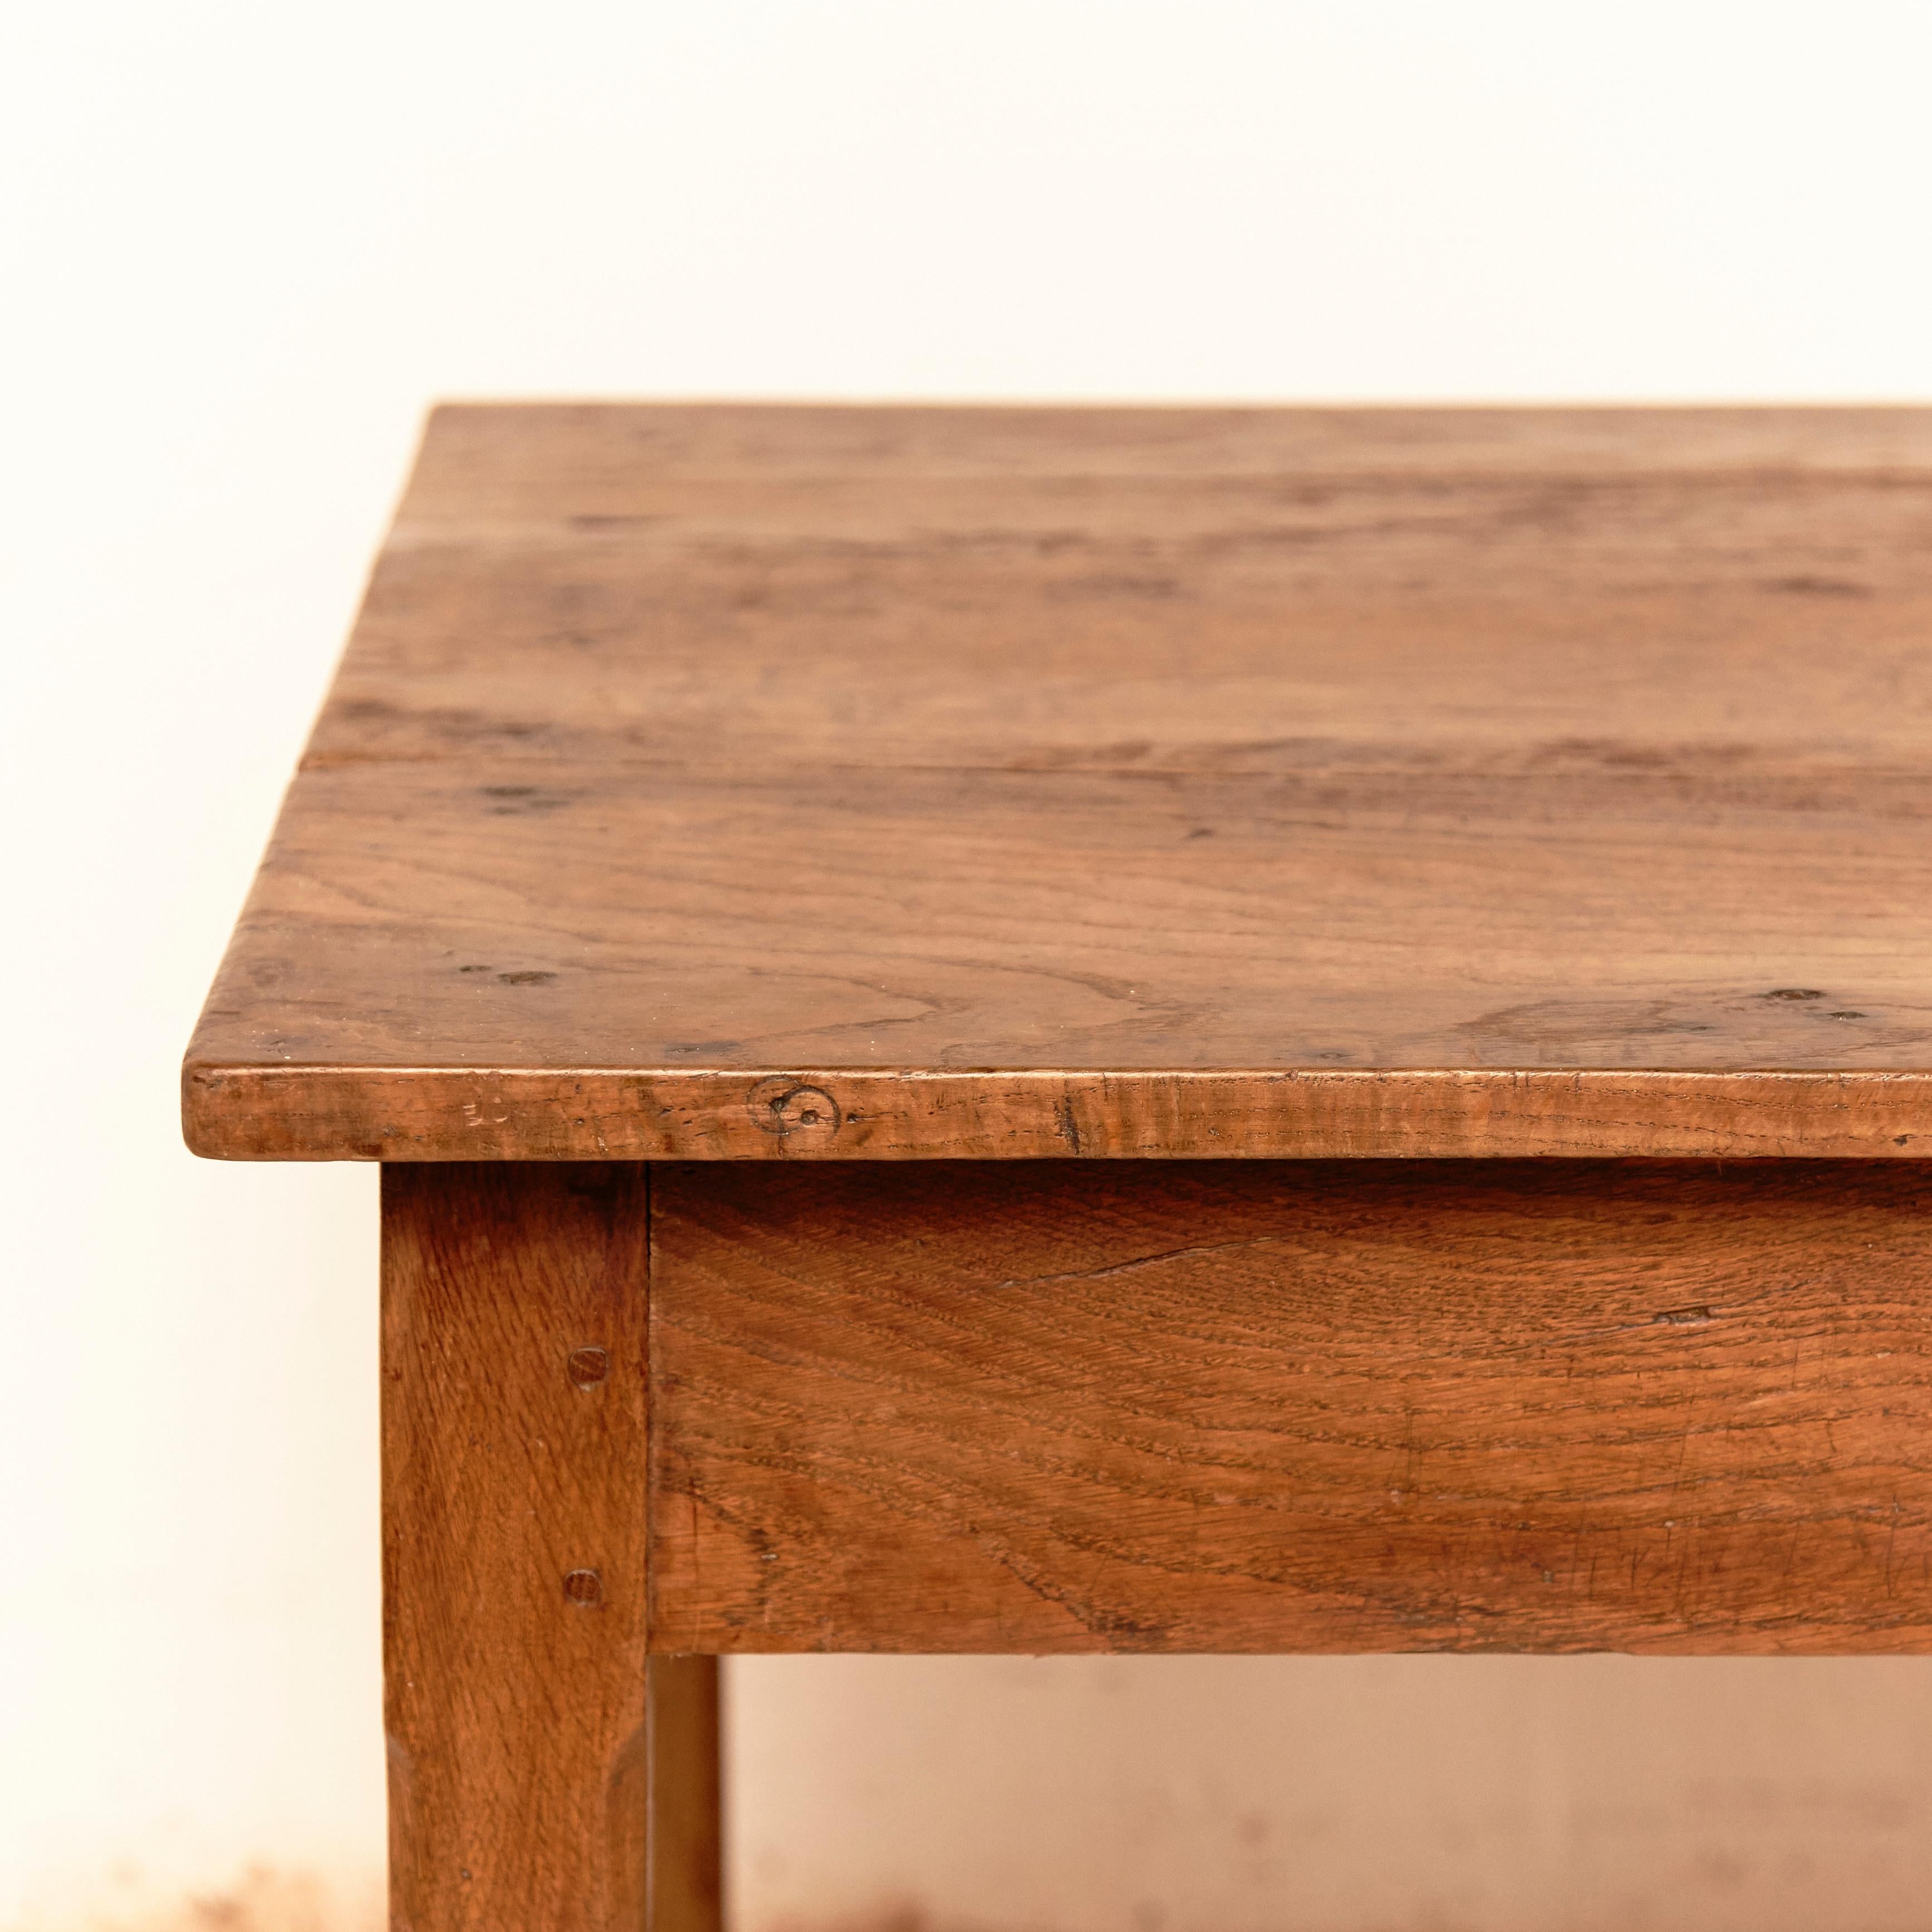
left=186, top=404, right=1932, bottom=1931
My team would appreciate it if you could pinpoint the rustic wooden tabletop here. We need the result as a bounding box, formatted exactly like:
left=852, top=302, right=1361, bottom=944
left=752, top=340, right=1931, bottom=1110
left=184, top=404, right=1932, bottom=1161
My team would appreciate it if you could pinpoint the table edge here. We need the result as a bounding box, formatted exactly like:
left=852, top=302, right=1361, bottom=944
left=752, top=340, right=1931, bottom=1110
left=182, top=1060, right=1932, bottom=1161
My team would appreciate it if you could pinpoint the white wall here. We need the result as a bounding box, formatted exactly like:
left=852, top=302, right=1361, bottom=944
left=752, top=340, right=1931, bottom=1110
left=733, top=1656, right=1932, bottom=1932
left=3, top=4, right=1931, bottom=1928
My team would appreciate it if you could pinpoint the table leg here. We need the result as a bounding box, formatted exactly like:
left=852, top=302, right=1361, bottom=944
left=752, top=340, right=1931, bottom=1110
left=381, top=1164, right=718, bottom=1931
left=644, top=1655, right=724, bottom=1932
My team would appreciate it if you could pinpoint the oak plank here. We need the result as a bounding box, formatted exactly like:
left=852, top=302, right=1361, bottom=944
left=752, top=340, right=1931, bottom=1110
left=186, top=751, right=1932, bottom=1158
left=649, top=1159, right=1932, bottom=1653
left=323, top=471, right=1932, bottom=772
left=186, top=405, right=1932, bottom=1161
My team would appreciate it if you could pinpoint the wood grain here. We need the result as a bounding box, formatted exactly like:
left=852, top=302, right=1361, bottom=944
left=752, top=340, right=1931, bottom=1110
left=649, top=1159, right=1932, bottom=1653
left=185, top=405, right=1932, bottom=1161
left=383, top=1164, right=718, bottom=1931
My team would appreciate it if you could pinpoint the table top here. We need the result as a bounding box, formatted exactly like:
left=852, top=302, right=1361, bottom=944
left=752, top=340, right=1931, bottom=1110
left=185, top=403, right=1932, bottom=1161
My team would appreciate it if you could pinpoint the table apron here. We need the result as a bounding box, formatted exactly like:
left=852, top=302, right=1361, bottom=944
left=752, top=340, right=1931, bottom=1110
left=647, top=1158, right=1932, bottom=1654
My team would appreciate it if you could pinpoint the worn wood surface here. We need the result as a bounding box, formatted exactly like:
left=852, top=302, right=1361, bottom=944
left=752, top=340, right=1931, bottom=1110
left=186, top=404, right=1932, bottom=1161
left=383, top=1164, right=719, bottom=1931
left=649, top=1159, right=1932, bottom=1653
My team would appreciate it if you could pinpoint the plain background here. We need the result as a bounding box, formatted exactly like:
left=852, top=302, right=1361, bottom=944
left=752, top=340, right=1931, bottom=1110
left=5, top=3, right=1932, bottom=1929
